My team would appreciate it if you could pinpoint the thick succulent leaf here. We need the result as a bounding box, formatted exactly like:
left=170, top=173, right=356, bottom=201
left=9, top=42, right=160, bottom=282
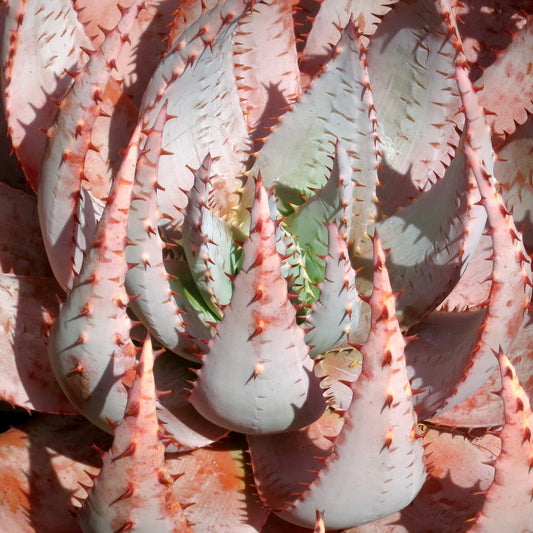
left=436, top=58, right=533, bottom=414
left=283, top=141, right=354, bottom=276
left=163, top=257, right=221, bottom=350
left=73, top=0, right=133, bottom=43
left=428, top=368, right=503, bottom=429
left=0, top=414, right=110, bottom=533
left=436, top=6, right=494, bottom=170
left=406, top=309, right=486, bottom=419
left=315, top=347, right=361, bottom=411
left=153, top=351, right=229, bottom=451
left=182, top=155, right=236, bottom=314
left=507, top=313, right=533, bottom=403
left=406, top=157, right=531, bottom=417
left=438, top=233, right=493, bottom=311
left=233, top=0, right=301, bottom=139
left=368, top=0, right=463, bottom=213
left=347, top=428, right=499, bottom=532
left=290, top=140, right=355, bottom=241
left=357, top=145, right=486, bottom=326
left=249, top=408, right=343, bottom=512
left=79, top=338, right=193, bottom=533
left=38, top=1, right=144, bottom=290
left=167, top=435, right=268, bottom=532
left=48, top=125, right=141, bottom=433
left=437, top=2, right=496, bottom=175
left=72, top=187, right=105, bottom=282
left=403, top=58, right=531, bottom=414
left=82, top=78, right=139, bottom=200
left=475, top=17, right=533, bottom=137
left=189, top=178, right=326, bottom=434
left=125, top=108, right=210, bottom=359
left=466, top=351, right=533, bottom=532
left=299, top=0, right=399, bottom=75
left=280, top=142, right=360, bottom=306
left=414, top=427, right=496, bottom=530
left=1, top=3, right=532, bottom=533
left=276, top=234, right=425, bottom=529
left=77, top=0, right=177, bottom=107
left=453, top=0, right=532, bottom=78
left=252, top=20, right=379, bottom=231
left=494, top=114, right=533, bottom=254
left=275, top=224, right=318, bottom=305
left=164, top=0, right=226, bottom=50
left=139, top=0, right=250, bottom=235
left=305, top=223, right=361, bottom=356
left=0, top=0, right=91, bottom=190
left=0, top=273, right=76, bottom=414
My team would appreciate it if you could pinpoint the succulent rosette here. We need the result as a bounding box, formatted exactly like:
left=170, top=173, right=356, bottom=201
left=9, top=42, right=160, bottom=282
left=0, top=0, right=532, bottom=531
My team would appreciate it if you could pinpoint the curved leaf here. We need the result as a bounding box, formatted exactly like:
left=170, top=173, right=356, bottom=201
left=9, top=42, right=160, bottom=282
left=190, top=178, right=326, bottom=434
left=48, top=125, right=141, bottom=433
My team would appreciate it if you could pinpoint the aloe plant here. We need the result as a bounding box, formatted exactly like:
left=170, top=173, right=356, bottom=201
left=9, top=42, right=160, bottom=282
left=0, top=0, right=532, bottom=531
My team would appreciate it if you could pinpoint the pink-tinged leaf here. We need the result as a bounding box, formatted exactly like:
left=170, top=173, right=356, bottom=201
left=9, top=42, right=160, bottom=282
left=76, top=0, right=177, bottom=107
left=305, top=223, right=361, bottom=356
left=252, top=20, right=379, bottom=220
left=406, top=309, right=486, bottom=420
left=0, top=414, right=111, bottom=533
left=167, top=434, right=269, bottom=532
left=73, top=0, right=126, bottom=44
left=281, top=142, right=359, bottom=305
left=405, top=147, right=531, bottom=416
left=79, top=337, right=193, bottom=533
left=275, top=233, right=425, bottom=529
left=507, top=314, right=533, bottom=403
left=315, top=347, right=361, bottom=411
left=438, top=233, right=493, bottom=311
left=233, top=0, right=301, bottom=140
left=410, top=428, right=496, bottom=531
left=284, top=141, right=354, bottom=266
left=139, top=0, right=250, bottom=235
left=475, top=16, right=533, bottom=137
left=83, top=78, right=139, bottom=200
left=435, top=46, right=532, bottom=412
left=182, top=155, right=236, bottom=314
left=345, top=428, right=499, bottom=533
left=299, top=0, right=399, bottom=77
left=454, top=1, right=532, bottom=81
left=126, top=107, right=210, bottom=360
left=409, top=307, right=524, bottom=428
left=401, top=22, right=532, bottom=418
left=429, top=368, right=503, bottom=429
left=249, top=409, right=343, bottom=512
left=0, top=0, right=91, bottom=190
left=164, top=0, right=227, bottom=51
left=153, top=351, right=229, bottom=451
left=358, top=145, right=486, bottom=327
left=189, top=178, right=326, bottom=434
left=494, top=114, right=533, bottom=254
left=368, top=0, right=463, bottom=213
left=0, top=182, right=52, bottom=277
left=466, top=351, right=533, bottom=532
left=0, top=273, right=76, bottom=414
left=437, top=1, right=497, bottom=174
left=37, top=1, right=145, bottom=290
left=48, top=125, right=141, bottom=433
